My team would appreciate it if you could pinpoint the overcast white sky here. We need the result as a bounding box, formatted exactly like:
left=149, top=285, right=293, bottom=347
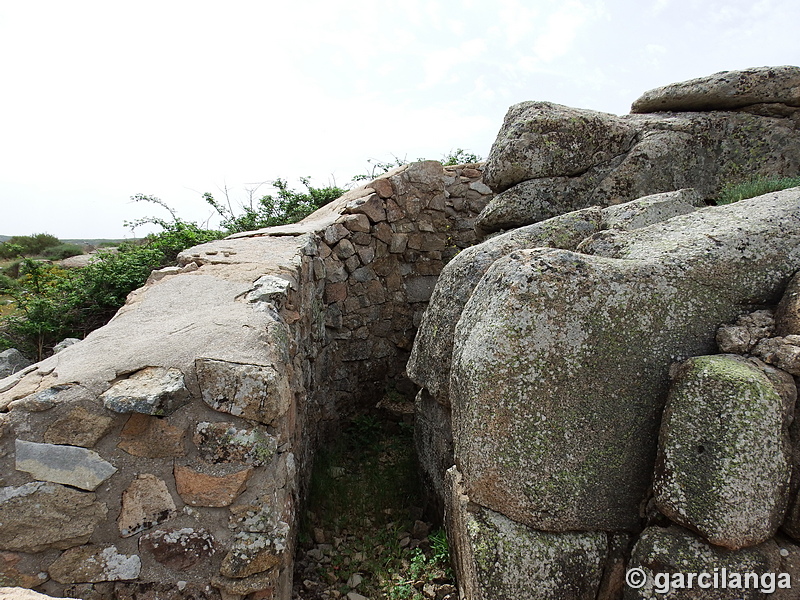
left=1, top=0, right=798, bottom=239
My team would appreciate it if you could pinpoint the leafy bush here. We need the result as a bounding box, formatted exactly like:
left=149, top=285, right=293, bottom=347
left=1, top=197, right=224, bottom=359
left=42, top=243, right=84, bottom=260
left=717, top=175, right=800, bottom=205
left=0, top=233, right=60, bottom=258
left=205, top=178, right=345, bottom=234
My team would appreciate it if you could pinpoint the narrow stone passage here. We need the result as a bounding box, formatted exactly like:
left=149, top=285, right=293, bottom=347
left=291, top=403, right=456, bottom=600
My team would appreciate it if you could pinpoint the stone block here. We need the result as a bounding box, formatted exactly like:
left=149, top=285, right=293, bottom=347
left=48, top=545, right=141, bottom=584
left=44, top=405, right=115, bottom=448
left=100, top=367, right=189, bottom=417
left=196, top=359, right=290, bottom=425
left=118, top=474, right=177, bottom=537
left=0, top=482, right=107, bottom=552
left=174, top=464, right=253, bottom=507
left=15, top=440, right=117, bottom=492
left=194, top=421, right=278, bottom=466
left=117, top=413, right=186, bottom=458
left=139, top=528, right=215, bottom=570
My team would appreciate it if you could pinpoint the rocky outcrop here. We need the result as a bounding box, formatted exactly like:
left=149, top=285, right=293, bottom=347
left=654, top=355, right=792, bottom=549
left=631, top=65, right=800, bottom=113
left=0, top=161, right=492, bottom=600
left=477, top=66, right=800, bottom=236
left=410, top=66, right=800, bottom=600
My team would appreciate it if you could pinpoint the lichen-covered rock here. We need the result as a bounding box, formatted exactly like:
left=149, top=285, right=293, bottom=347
left=100, top=367, right=189, bottom=416
left=623, top=525, right=785, bottom=600
left=483, top=101, right=637, bottom=192
left=449, top=190, right=800, bottom=532
left=478, top=101, right=800, bottom=235
left=474, top=169, right=611, bottom=236
left=195, top=359, right=290, bottom=425
left=48, top=544, right=141, bottom=584
left=654, top=355, right=791, bottom=549
left=0, top=482, right=107, bottom=552
left=631, top=65, right=800, bottom=113
left=118, top=474, right=177, bottom=537
left=445, top=467, right=607, bottom=600
left=600, top=188, right=704, bottom=230
left=194, top=422, right=278, bottom=466
left=139, top=528, right=215, bottom=570
left=408, top=207, right=604, bottom=404
left=15, top=440, right=117, bottom=491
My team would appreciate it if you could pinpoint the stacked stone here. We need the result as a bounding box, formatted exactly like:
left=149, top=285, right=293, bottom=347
left=0, top=162, right=493, bottom=600
left=309, top=161, right=491, bottom=412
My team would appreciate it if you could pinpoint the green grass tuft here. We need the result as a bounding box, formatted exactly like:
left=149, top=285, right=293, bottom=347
left=716, top=175, right=800, bottom=205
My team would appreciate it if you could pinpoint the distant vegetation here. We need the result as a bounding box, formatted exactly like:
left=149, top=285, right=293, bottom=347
left=0, top=151, right=483, bottom=361
left=717, top=175, right=800, bottom=205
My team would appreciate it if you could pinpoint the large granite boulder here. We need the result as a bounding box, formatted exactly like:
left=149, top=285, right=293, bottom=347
left=408, top=207, right=604, bottom=405
left=654, top=355, right=792, bottom=549
left=482, top=102, right=637, bottom=192
left=624, top=525, right=788, bottom=600
left=445, top=467, right=607, bottom=600
left=631, top=65, right=800, bottom=113
left=447, top=190, right=800, bottom=532
left=477, top=66, right=800, bottom=236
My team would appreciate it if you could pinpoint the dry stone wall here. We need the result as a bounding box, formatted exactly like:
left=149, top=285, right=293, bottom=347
left=0, top=161, right=492, bottom=600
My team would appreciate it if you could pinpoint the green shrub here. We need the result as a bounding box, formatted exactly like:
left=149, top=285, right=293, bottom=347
left=42, top=243, right=84, bottom=260
left=0, top=233, right=61, bottom=258
left=205, top=178, right=345, bottom=234
left=717, top=175, right=800, bottom=205
left=1, top=198, right=224, bottom=359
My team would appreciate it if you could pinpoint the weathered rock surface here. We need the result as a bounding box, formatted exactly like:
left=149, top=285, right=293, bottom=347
left=194, top=421, right=277, bottom=466
left=448, top=190, right=800, bottom=532
left=624, top=525, right=785, bottom=600
left=0, top=483, right=107, bottom=552
left=43, top=405, right=115, bottom=447
left=775, top=271, right=800, bottom=336
left=716, top=309, right=775, bottom=354
left=478, top=93, right=800, bottom=235
left=174, top=464, right=253, bottom=507
left=117, top=413, right=186, bottom=458
left=139, top=528, right=215, bottom=570
left=408, top=207, right=604, bottom=404
left=14, top=440, right=117, bottom=491
left=631, top=65, right=800, bottom=113
left=445, top=467, right=607, bottom=600
left=118, top=474, right=177, bottom=537
left=600, top=188, right=704, bottom=230
left=482, top=102, right=637, bottom=192
left=654, top=355, right=792, bottom=549
left=100, top=367, right=189, bottom=416
left=48, top=544, right=141, bottom=584
left=196, top=359, right=290, bottom=425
